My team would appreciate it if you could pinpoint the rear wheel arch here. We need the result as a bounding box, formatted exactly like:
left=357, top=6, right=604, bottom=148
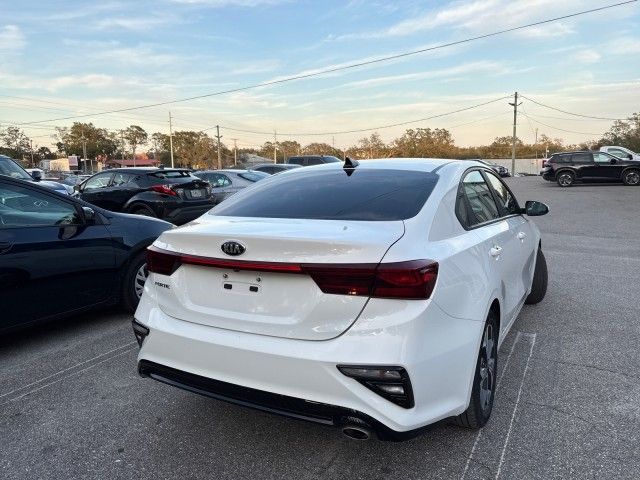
left=489, top=299, right=501, bottom=334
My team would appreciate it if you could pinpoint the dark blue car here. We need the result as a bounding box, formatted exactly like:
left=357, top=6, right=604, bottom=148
left=0, top=154, right=71, bottom=195
left=0, top=176, right=172, bottom=333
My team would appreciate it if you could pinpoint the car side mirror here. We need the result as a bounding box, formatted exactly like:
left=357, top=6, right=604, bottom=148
left=31, top=171, right=42, bottom=181
left=628, top=154, right=633, bottom=160
left=610, top=158, right=617, bottom=164
left=82, top=206, right=96, bottom=224
left=524, top=200, right=549, bottom=216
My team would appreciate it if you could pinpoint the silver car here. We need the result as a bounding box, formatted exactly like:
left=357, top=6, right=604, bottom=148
left=193, top=169, right=269, bottom=204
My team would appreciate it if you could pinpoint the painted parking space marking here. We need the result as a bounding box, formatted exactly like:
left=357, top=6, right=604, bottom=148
left=0, top=342, right=136, bottom=406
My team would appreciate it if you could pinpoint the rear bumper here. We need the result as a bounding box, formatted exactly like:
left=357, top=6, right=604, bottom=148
left=138, top=359, right=423, bottom=440
left=162, top=201, right=215, bottom=225
left=541, top=170, right=555, bottom=181
left=134, top=288, right=484, bottom=434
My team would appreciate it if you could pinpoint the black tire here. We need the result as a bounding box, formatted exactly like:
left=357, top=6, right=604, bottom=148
left=453, top=312, right=498, bottom=429
left=131, top=204, right=157, bottom=217
left=556, top=171, right=574, bottom=187
left=121, top=252, right=148, bottom=313
left=525, top=249, right=548, bottom=305
left=622, top=169, right=640, bottom=186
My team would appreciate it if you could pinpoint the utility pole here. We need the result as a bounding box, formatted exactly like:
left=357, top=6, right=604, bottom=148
left=215, top=125, right=222, bottom=170
left=230, top=138, right=238, bottom=166
left=169, top=112, right=175, bottom=168
left=30, top=139, right=34, bottom=167
left=273, top=130, right=277, bottom=163
left=120, top=130, right=125, bottom=167
left=508, top=91, right=521, bottom=175
left=81, top=127, right=88, bottom=173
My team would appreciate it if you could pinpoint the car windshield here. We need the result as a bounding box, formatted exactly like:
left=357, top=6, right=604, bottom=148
left=212, top=168, right=439, bottom=221
left=0, top=157, right=32, bottom=180
left=238, top=171, right=269, bottom=182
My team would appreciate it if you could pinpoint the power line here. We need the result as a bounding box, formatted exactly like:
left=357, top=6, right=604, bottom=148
left=520, top=112, right=603, bottom=136
left=213, top=96, right=510, bottom=136
left=15, top=0, right=636, bottom=126
left=521, top=94, right=629, bottom=121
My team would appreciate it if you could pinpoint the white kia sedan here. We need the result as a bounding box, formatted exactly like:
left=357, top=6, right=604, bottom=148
left=133, top=158, right=548, bottom=441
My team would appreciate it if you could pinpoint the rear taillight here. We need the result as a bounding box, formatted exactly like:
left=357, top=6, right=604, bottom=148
left=147, top=247, right=182, bottom=275
left=542, top=160, right=548, bottom=168
left=150, top=184, right=177, bottom=196
left=145, top=247, right=438, bottom=299
left=302, top=260, right=437, bottom=299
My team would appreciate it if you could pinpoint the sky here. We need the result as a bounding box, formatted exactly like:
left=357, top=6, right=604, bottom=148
left=1, top=0, right=639, bottom=151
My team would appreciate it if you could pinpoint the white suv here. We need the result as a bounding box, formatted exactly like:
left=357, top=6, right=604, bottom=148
left=133, top=159, right=548, bottom=440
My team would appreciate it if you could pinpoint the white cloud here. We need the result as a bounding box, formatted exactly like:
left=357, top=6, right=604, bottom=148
left=227, top=59, right=281, bottom=75
left=573, top=49, right=601, bottom=64
left=47, top=74, right=117, bottom=90
left=171, top=0, right=286, bottom=6
left=341, top=61, right=504, bottom=89
left=606, top=36, right=640, bottom=55
left=95, top=16, right=170, bottom=30
left=93, top=46, right=180, bottom=67
left=0, top=25, right=26, bottom=52
left=332, top=0, right=600, bottom=40
left=516, top=22, right=575, bottom=38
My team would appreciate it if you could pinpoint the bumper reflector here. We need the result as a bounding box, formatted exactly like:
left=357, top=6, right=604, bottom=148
left=132, top=320, right=150, bottom=347
left=338, top=365, right=414, bottom=408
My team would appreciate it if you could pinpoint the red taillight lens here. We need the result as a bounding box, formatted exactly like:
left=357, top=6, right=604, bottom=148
left=146, top=247, right=182, bottom=275
left=300, top=265, right=377, bottom=296
left=151, top=184, right=177, bottom=196
left=302, top=260, right=438, bottom=299
left=373, top=260, right=438, bottom=299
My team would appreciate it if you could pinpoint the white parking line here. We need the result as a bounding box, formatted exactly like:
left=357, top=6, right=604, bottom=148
left=495, top=333, right=537, bottom=480
left=0, top=342, right=136, bottom=406
left=460, top=331, right=523, bottom=480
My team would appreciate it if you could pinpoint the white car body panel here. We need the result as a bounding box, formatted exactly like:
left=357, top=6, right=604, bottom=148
left=135, top=158, right=542, bottom=434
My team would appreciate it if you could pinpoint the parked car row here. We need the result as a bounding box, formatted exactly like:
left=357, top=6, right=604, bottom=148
left=541, top=149, right=640, bottom=187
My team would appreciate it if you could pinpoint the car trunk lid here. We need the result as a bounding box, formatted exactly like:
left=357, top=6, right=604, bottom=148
left=150, top=216, right=405, bottom=340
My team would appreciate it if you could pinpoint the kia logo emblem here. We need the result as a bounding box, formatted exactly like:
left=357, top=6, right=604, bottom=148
left=221, top=241, right=246, bottom=256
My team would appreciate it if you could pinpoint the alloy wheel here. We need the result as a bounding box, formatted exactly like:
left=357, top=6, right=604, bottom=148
left=558, top=173, right=573, bottom=187
left=134, top=263, right=148, bottom=299
left=478, top=323, right=497, bottom=414
left=625, top=171, right=640, bottom=185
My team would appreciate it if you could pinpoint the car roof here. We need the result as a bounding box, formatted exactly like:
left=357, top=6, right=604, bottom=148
left=551, top=151, right=594, bottom=155
left=102, top=167, right=190, bottom=173
left=292, top=158, right=483, bottom=173
left=252, top=163, right=299, bottom=168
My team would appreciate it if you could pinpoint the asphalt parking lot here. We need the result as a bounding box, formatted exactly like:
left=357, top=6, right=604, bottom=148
left=1, top=177, right=639, bottom=480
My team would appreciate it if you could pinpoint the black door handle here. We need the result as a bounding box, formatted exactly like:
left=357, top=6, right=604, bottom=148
left=0, top=242, right=13, bottom=254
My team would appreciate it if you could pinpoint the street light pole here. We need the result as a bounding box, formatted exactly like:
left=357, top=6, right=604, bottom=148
left=169, top=112, right=175, bottom=168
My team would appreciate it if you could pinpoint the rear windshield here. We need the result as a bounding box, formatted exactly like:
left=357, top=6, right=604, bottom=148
left=212, top=169, right=439, bottom=221
left=239, top=171, right=269, bottom=182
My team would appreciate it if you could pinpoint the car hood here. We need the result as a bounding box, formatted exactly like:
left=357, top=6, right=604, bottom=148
left=38, top=180, right=70, bottom=193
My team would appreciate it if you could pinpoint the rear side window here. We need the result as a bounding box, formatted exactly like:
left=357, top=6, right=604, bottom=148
left=570, top=153, right=593, bottom=163
left=213, top=169, right=439, bottom=221
left=306, top=157, right=323, bottom=166
left=287, top=157, right=305, bottom=166
left=457, top=171, right=500, bottom=227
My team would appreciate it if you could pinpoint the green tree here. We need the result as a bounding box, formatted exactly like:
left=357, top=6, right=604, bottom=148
left=54, top=123, right=116, bottom=160
left=122, top=125, right=148, bottom=164
left=0, top=126, right=31, bottom=159
left=602, top=113, right=640, bottom=152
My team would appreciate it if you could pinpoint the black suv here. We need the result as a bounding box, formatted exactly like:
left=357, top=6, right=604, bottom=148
left=541, top=151, right=640, bottom=187
left=76, top=168, right=214, bottom=224
left=286, top=155, right=341, bottom=166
